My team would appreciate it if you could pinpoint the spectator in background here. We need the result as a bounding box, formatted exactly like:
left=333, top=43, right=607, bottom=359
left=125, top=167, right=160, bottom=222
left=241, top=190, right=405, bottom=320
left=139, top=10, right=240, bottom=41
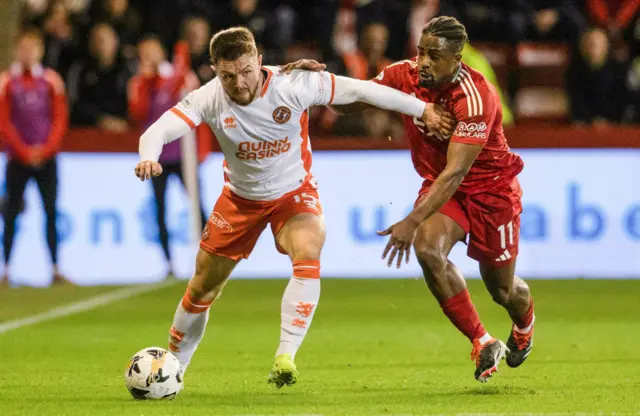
left=0, top=28, right=69, bottom=287
left=128, top=36, right=210, bottom=279
left=42, top=0, right=78, bottom=77
left=516, top=0, right=587, bottom=43
left=88, top=0, right=141, bottom=58
left=67, top=23, right=132, bottom=131
left=383, top=0, right=458, bottom=60
left=179, top=16, right=214, bottom=84
left=587, top=0, right=639, bottom=40
left=567, top=27, right=617, bottom=125
left=215, top=0, right=280, bottom=62
left=452, top=0, right=524, bottom=45
left=585, top=0, right=640, bottom=121
left=331, top=22, right=404, bottom=139
left=337, top=22, right=391, bottom=79
left=267, top=0, right=340, bottom=63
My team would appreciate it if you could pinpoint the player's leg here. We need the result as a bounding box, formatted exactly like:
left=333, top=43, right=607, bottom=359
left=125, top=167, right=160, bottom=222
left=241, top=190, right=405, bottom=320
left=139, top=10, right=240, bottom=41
left=2, top=160, right=31, bottom=284
left=267, top=187, right=325, bottom=387
left=414, top=211, right=507, bottom=382
left=34, top=158, right=68, bottom=285
left=150, top=165, right=172, bottom=276
left=467, top=186, right=534, bottom=369
left=168, top=248, right=238, bottom=373
left=479, top=261, right=534, bottom=368
left=167, top=188, right=266, bottom=374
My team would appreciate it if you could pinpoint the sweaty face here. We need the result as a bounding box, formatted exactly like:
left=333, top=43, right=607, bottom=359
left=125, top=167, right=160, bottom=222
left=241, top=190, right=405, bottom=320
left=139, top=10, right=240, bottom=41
left=416, top=34, right=461, bottom=89
left=215, top=53, right=262, bottom=106
left=15, top=36, right=44, bottom=68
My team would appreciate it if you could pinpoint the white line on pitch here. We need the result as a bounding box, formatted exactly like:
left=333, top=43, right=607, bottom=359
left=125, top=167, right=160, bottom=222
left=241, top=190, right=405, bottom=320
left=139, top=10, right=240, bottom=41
left=0, top=279, right=180, bottom=335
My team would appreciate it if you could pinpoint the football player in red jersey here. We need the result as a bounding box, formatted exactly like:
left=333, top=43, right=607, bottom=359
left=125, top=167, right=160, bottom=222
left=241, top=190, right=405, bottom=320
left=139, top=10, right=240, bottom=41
left=282, top=16, right=535, bottom=382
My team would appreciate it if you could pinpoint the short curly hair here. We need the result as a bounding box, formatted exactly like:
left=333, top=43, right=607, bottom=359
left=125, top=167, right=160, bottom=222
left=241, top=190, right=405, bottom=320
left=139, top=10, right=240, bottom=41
left=422, top=16, right=468, bottom=55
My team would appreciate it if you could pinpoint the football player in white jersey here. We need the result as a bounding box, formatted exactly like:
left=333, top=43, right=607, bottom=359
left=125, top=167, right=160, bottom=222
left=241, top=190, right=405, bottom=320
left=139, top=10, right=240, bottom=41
left=134, top=27, right=454, bottom=388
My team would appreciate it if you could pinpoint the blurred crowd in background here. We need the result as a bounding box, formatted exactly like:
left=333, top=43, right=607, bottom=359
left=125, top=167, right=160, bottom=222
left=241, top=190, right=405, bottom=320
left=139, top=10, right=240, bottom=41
left=17, top=0, right=640, bottom=140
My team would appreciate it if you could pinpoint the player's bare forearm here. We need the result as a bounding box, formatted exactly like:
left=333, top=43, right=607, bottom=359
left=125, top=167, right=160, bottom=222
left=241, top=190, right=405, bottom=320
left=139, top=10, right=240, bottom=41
left=329, top=102, right=374, bottom=115
left=407, top=141, right=483, bottom=224
left=407, top=171, right=465, bottom=225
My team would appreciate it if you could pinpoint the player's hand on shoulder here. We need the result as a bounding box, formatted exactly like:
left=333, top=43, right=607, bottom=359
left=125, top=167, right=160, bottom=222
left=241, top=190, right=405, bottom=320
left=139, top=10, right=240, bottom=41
left=422, top=103, right=456, bottom=141
left=135, top=160, right=163, bottom=181
left=279, top=59, right=326, bottom=74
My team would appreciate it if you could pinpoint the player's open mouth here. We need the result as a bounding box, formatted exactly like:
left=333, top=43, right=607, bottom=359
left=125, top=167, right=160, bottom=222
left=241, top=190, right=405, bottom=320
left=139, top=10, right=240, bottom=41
left=419, top=73, right=434, bottom=82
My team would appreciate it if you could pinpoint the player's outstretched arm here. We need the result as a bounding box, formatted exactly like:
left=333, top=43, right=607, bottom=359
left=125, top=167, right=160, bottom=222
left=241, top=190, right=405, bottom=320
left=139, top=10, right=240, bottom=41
left=135, top=110, right=193, bottom=181
left=333, top=76, right=455, bottom=137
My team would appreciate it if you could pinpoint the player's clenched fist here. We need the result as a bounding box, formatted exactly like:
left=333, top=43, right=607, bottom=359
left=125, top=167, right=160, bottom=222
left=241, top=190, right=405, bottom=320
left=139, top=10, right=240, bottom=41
left=135, top=160, right=163, bottom=181
left=422, top=103, right=456, bottom=141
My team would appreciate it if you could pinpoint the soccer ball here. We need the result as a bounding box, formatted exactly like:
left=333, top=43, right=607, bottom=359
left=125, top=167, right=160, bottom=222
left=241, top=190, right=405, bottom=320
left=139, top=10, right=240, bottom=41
left=124, top=347, right=184, bottom=400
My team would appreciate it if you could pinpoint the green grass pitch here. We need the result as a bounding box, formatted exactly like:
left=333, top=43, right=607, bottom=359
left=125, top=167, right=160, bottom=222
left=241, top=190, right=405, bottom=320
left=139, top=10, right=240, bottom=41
left=0, top=279, right=639, bottom=415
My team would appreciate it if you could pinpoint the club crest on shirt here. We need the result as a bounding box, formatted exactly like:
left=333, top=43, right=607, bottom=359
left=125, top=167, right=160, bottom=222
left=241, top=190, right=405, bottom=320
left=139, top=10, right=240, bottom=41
left=272, top=106, right=291, bottom=124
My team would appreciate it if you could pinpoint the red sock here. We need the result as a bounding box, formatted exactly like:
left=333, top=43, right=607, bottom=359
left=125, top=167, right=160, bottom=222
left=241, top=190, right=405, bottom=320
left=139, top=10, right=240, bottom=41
left=512, top=298, right=534, bottom=330
left=440, top=289, right=487, bottom=342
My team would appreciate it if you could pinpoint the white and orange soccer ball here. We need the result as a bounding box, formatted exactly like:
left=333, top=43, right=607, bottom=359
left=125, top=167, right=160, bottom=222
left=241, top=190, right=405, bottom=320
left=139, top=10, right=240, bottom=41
left=124, top=347, right=184, bottom=400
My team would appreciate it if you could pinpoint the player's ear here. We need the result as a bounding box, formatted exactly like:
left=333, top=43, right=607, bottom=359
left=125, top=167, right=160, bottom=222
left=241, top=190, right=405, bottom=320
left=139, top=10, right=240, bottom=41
left=257, top=54, right=263, bottom=67
left=210, top=64, right=216, bottom=73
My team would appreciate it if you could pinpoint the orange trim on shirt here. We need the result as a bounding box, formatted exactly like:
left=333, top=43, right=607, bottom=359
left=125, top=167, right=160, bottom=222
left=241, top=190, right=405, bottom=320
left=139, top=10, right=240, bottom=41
left=261, top=67, right=273, bottom=97
left=170, top=107, right=196, bottom=129
left=300, top=110, right=312, bottom=172
left=329, top=73, right=336, bottom=105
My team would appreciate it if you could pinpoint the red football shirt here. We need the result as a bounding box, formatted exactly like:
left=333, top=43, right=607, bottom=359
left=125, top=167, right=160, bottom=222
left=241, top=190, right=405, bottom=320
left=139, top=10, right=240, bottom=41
left=373, top=59, right=523, bottom=194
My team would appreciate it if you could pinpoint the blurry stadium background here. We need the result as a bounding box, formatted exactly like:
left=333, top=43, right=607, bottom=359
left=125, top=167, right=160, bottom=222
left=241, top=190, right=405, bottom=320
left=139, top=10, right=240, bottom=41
left=0, top=2, right=639, bottom=414
left=0, top=0, right=636, bottom=285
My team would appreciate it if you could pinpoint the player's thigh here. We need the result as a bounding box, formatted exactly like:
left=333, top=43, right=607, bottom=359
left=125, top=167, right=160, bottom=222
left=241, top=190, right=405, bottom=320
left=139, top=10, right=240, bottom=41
left=270, top=184, right=325, bottom=260
left=188, top=248, right=239, bottom=303
left=275, top=213, right=326, bottom=261
left=200, top=188, right=268, bottom=262
left=414, top=211, right=467, bottom=270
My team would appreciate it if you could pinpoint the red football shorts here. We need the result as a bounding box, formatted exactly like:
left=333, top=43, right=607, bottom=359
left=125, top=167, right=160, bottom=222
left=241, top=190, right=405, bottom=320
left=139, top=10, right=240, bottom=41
left=416, top=178, right=523, bottom=266
left=200, top=180, right=323, bottom=261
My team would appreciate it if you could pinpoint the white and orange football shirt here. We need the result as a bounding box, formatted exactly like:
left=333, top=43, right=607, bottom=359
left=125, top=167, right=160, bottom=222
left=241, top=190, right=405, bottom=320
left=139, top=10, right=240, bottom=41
left=170, top=66, right=336, bottom=201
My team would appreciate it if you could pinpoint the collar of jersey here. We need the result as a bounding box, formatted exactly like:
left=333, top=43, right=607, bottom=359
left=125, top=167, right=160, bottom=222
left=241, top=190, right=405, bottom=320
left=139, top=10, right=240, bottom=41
left=10, top=62, right=44, bottom=78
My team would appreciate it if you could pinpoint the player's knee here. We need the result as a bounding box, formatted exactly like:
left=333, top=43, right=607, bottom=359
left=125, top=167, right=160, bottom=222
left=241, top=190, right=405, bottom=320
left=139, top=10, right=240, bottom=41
left=414, top=243, right=447, bottom=279
left=513, top=277, right=531, bottom=300
left=286, top=233, right=324, bottom=261
left=290, top=244, right=322, bottom=262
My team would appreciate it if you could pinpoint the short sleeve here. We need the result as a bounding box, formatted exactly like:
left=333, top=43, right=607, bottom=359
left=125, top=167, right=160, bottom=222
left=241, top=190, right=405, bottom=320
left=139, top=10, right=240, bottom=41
left=290, top=70, right=336, bottom=108
left=450, top=75, right=497, bottom=146
left=172, top=85, right=208, bottom=128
